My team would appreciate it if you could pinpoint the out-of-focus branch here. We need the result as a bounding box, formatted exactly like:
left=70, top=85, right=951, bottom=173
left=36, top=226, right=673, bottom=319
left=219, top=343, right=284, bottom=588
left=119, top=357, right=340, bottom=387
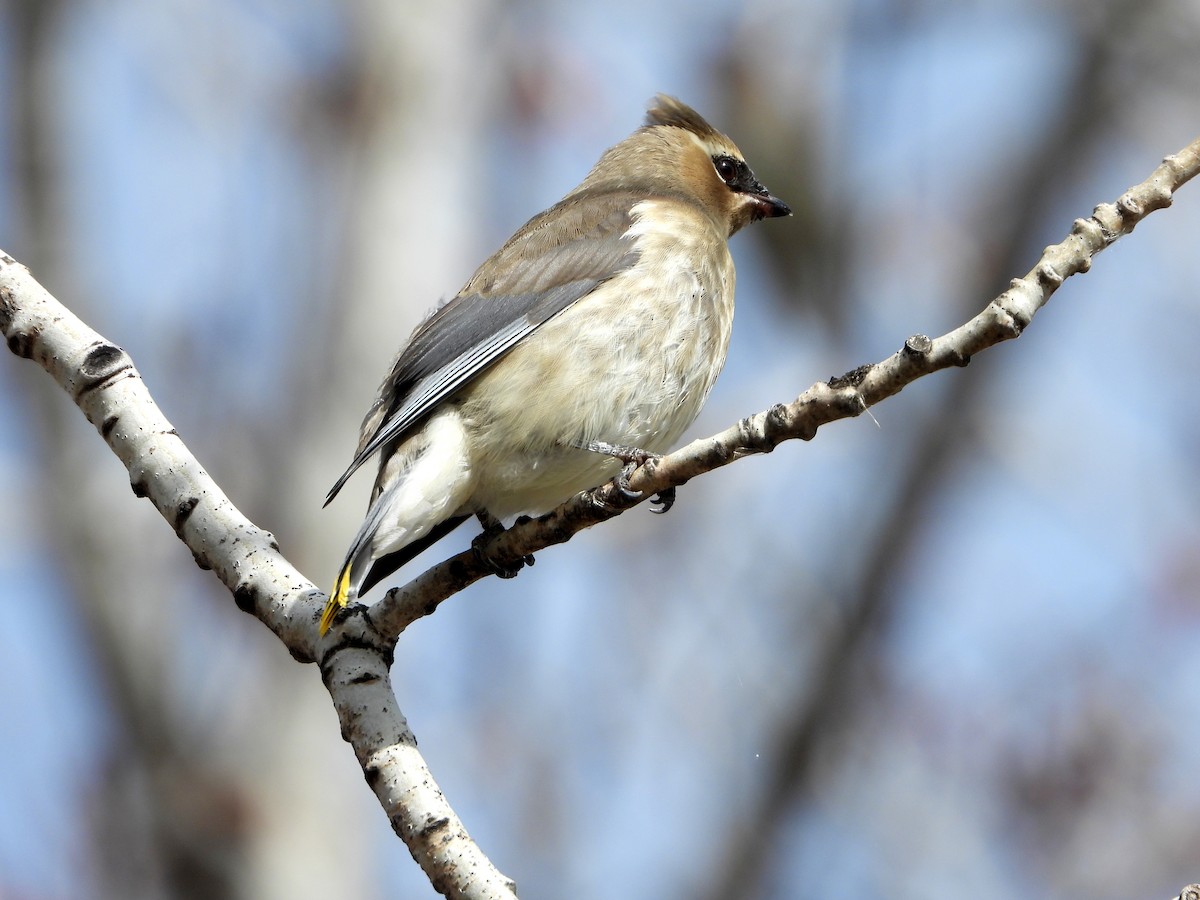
left=700, top=5, right=1180, bottom=897
left=705, top=4, right=1187, bottom=891
left=1, top=134, right=1196, bottom=896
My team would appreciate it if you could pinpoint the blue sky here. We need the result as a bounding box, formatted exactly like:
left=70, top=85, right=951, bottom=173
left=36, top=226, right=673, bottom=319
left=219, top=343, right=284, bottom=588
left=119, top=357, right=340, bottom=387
left=2, top=2, right=1199, bottom=898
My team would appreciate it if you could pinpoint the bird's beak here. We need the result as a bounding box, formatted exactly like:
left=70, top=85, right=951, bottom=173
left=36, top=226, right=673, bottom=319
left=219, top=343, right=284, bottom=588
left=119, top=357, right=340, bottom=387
left=751, top=191, right=791, bottom=219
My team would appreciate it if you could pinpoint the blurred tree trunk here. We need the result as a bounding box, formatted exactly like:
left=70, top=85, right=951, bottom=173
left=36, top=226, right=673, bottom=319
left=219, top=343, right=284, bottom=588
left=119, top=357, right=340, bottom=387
left=9, top=1, right=496, bottom=896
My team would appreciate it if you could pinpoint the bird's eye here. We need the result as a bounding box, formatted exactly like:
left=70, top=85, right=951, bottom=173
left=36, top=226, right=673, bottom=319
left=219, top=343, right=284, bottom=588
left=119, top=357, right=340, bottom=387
left=714, top=156, right=740, bottom=185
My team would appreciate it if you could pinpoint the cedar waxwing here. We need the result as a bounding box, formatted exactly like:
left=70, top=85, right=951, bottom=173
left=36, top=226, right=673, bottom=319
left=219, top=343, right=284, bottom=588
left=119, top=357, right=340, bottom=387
left=321, top=95, right=790, bottom=634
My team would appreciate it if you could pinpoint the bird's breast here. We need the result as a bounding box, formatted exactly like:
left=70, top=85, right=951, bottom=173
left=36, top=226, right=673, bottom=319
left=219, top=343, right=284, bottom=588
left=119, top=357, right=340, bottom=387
left=460, top=199, right=736, bottom=517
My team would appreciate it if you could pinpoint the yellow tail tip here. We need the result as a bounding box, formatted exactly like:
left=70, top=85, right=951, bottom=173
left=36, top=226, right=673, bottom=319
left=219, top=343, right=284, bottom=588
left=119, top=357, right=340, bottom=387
left=320, top=566, right=353, bottom=635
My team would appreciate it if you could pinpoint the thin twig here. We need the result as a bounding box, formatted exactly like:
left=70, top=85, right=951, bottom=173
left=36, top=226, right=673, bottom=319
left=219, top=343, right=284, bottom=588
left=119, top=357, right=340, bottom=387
left=367, top=137, right=1200, bottom=641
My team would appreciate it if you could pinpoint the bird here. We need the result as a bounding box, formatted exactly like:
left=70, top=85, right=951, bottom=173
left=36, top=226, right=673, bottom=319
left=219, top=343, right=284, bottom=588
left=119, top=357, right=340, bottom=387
left=320, top=94, right=790, bottom=634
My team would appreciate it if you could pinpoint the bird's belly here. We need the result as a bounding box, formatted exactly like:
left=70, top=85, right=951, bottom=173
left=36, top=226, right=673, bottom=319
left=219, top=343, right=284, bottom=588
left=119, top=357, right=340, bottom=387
left=458, top=243, right=734, bottom=519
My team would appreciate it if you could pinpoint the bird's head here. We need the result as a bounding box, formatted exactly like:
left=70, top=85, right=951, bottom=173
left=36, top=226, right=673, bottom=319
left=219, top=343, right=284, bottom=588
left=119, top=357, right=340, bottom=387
left=574, top=94, right=791, bottom=237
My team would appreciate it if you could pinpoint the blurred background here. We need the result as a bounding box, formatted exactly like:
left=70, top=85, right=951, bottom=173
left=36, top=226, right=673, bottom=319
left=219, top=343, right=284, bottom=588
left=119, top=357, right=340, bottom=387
left=2, top=1, right=1199, bottom=898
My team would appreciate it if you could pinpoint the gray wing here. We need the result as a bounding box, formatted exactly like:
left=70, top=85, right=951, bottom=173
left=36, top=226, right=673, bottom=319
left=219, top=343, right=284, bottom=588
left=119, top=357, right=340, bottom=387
left=325, top=191, right=642, bottom=505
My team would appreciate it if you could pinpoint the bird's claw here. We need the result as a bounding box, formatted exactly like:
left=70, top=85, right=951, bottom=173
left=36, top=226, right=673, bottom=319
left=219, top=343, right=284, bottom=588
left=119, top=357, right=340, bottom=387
left=593, top=462, right=677, bottom=515
left=614, top=461, right=643, bottom=500
left=576, top=439, right=679, bottom=514
left=471, top=520, right=534, bottom=578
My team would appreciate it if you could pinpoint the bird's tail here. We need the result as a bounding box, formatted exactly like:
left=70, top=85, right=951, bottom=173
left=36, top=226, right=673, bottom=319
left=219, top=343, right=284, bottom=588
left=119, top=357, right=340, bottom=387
left=320, top=563, right=355, bottom=634
left=320, top=417, right=475, bottom=634
left=320, top=501, right=388, bottom=634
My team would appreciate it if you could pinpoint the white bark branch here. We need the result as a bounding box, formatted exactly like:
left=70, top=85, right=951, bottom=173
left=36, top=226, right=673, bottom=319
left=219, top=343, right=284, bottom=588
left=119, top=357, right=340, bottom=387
left=2, top=134, right=1197, bottom=897
left=0, top=250, right=518, bottom=899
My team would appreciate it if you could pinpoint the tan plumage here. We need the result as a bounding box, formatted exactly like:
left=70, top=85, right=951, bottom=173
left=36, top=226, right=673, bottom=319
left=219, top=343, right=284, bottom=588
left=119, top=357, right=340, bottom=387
left=321, top=95, right=789, bottom=634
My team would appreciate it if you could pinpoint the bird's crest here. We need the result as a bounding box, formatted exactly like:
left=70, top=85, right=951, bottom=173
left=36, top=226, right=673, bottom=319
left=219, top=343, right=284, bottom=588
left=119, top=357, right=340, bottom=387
left=643, top=94, right=723, bottom=142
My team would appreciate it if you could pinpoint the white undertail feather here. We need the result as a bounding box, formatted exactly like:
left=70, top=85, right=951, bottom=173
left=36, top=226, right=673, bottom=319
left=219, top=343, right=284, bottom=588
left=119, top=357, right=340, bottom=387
left=321, top=409, right=474, bottom=633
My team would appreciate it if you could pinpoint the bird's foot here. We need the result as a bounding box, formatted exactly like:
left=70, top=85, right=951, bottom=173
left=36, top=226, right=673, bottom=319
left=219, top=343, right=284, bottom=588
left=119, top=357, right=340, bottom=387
left=472, top=512, right=535, bottom=578
left=648, top=485, right=675, bottom=514
left=577, top=440, right=675, bottom=513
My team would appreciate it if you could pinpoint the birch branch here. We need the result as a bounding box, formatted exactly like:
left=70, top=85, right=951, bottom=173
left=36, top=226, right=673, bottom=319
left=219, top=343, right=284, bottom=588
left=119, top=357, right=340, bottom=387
left=0, top=250, right=518, bottom=900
